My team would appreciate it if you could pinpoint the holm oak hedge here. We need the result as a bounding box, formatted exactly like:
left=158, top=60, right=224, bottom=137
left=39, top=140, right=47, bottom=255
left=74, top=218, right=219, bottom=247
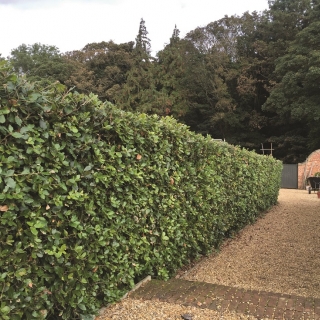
left=0, top=61, right=282, bottom=319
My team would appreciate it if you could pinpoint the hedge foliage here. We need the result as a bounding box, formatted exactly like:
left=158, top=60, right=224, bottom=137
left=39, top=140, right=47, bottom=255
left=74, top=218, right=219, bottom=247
left=0, top=61, right=282, bottom=319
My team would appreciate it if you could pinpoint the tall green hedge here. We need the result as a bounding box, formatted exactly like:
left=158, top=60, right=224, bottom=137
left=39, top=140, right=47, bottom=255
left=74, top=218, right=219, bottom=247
left=0, top=61, right=282, bottom=319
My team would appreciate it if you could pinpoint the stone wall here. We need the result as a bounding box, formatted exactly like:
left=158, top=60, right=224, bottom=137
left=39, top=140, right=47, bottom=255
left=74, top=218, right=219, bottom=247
left=298, top=149, right=320, bottom=189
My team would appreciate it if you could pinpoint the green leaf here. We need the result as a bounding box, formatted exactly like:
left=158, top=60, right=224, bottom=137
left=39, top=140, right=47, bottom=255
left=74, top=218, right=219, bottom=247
left=28, top=93, right=41, bottom=102
left=161, top=232, right=169, bottom=241
left=78, top=304, right=86, bottom=311
left=20, top=127, right=29, bottom=134
left=84, top=166, right=92, bottom=171
left=30, top=227, right=38, bottom=235
left=11, top=132, right=23, bottom=138
left=5, top=177, right=16, bottom=189
left=15, top=116, right=22, bottom=126
left=0, top=108, right=10, bottom=115
left=5, top=170, right=14, bottom=177
left=0, top=306, right=10, bottom=314
left=21, top=167, right=30, bottom=174
left=15, top=268, right=27, bottom=277
left=39, top=119, right=47, bottom=129
left=0, top=114, right=5, bottom=123
left=34, top=220, right=47, bottom=229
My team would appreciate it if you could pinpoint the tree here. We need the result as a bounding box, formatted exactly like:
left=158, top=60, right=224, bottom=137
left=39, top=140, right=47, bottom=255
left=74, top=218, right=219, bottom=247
left=115, top=19, right=158, bottom=113
left=256, top=0, right=320, bottom=162
left=182, top=17, right=246, bottom=140
left=170, top=24, right=180, bottom=46
left=135, top=18, right=151, bottom=59
left=222, top=1, right=317, bottom=158
left=263, top=19, right=320, bottom=158
left=151, top=26, right=191, bottom=117
left=9, top=43, right=71, bottom=85
left=63, top=41, right=134, bottom=102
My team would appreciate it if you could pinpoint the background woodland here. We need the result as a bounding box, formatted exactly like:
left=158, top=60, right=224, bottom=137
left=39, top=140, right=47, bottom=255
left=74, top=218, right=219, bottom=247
left=2, top=0, right=320, bottom=163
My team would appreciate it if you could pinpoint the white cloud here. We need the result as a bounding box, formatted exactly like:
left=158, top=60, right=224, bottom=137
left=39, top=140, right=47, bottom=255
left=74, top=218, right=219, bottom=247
left=0, top=0, right=269, bottom=58
left=0, top=0, right=60, bottom=9
left=0, top=0, right=122, bottom=8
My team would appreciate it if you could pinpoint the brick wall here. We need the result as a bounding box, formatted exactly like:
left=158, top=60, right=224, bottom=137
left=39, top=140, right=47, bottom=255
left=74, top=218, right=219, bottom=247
left=298, top=149, right=320, bottom=189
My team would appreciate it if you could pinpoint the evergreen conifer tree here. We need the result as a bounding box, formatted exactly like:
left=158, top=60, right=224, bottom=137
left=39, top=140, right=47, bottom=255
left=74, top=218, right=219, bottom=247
left=170, top=25, right=180, bottom=46
left=115, top=19, right=157, bottom=113
left=135, top=18, right=151, bottom=59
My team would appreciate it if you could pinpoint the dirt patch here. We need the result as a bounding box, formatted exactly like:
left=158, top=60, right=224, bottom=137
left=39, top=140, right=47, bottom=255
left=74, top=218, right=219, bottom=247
left=182, top=189, right=320, bottom=298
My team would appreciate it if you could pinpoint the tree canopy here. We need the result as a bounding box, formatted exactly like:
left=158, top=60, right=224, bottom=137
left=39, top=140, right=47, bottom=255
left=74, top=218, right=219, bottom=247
left=4, top=1, right=320, bottom=163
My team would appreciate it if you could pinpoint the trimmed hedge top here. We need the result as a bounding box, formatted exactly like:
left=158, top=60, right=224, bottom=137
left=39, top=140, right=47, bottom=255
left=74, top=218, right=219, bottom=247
left=0, top=61, right=282, bottom=319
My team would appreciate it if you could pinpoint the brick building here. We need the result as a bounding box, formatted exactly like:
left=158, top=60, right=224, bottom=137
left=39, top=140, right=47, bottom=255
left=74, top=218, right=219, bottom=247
left=298, top=149, right=320, bottom=189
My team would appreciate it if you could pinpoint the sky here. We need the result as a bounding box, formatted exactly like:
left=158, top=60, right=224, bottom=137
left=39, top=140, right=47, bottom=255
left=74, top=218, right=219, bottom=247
left=0, top=0, right=269, bottom=58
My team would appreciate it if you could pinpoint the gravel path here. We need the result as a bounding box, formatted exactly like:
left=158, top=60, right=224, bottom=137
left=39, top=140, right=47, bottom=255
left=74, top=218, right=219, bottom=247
left=97, top=189, right=320, bottom=319
left=98, top=299, right=257, bottom=320
left=182, top=189, right=320, bottom=298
